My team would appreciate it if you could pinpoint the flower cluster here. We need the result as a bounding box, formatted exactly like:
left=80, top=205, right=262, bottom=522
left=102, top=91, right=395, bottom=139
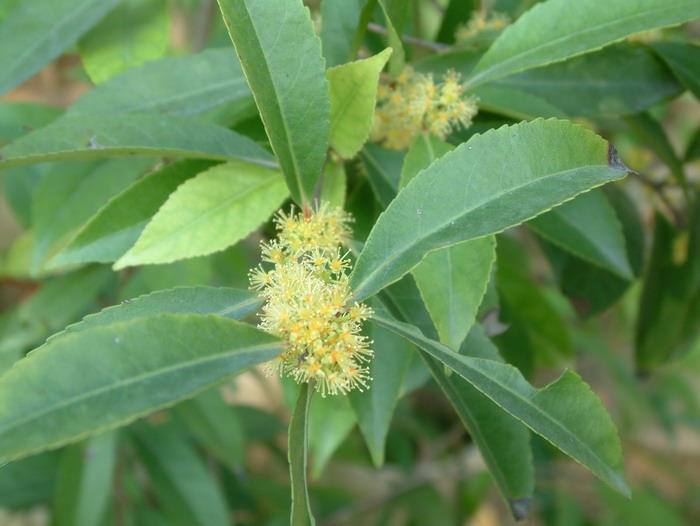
left=455, top=11, right=510, bottom=43
left=371, top=67, right=479, bottom=150
left=249, top=203, right=373, bottom=396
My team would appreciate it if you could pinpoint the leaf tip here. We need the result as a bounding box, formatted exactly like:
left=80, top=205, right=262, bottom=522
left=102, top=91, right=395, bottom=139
left=607, top=143, right=635, bottom=174
left=509, top=497, right=532, bottom=521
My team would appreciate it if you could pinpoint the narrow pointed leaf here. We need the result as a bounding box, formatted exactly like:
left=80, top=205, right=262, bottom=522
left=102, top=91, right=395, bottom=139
left=469, top=0, right=700, bottom=86
left=320, top=0, right=368, bottom=68
left=309, top=395, right=356, bottom=478
left=289, top=383, right=316, bottom=526
left=50, top=160, right=215, bottom=267
left=371, top=309, right=629, bottom=496
left=0, top=0, right=121, bottom=95
left=327, top=48, right=392, bottom=159
left=0, top=114, right=277, bottom=171
left=350, top=119, right=630, bottom=301
left=115, top=160, right=288, bottom=268
left=217, top=0, right=330, bottom=204
left=0, top=314, right=282, bottom=463
left=650, top=42, right=700, bottom=100
left=528, top=189, right=633, bottom=279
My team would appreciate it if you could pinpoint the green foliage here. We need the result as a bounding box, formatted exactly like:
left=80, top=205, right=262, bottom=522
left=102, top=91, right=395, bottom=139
left=1, top=0, right=699, bottom=524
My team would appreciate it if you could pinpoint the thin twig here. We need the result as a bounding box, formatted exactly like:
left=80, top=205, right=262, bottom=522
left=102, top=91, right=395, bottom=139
left=367, top=22, right=451, bottom=52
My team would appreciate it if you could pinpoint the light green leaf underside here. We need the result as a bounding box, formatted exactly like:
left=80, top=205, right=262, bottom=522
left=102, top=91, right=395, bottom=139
left=289, top=383, right=316, bottom=526
left=469, top=0, right=700, bottom=86
left=371, top=309, right=629, bottom=497
left=115, top=161, right=288, bottom=268
left=327, top=48, right=392, bottom=159
left=68, top=48, right=251, bottom=117
left=78, top=0, right=170, bottom=84
left=217, top=0, right=330, bottom=204
left=50, top=160, right=215, bottom=268
left=528, top=189, right=633, bottom=279
left=350, top=119, right=629, bottom=301
left=0, top=114, right=277, bottom=171
left=0, top=0, right=120, bottom=95
left=0, top=314, right=282, bottom=463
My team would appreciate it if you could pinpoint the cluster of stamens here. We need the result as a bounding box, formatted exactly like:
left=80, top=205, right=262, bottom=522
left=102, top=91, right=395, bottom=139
left=371, top=67, right=479, bottom=150
left=455, top=11, right=510, bottom=43
left=249, top=203, right=373, bottom=396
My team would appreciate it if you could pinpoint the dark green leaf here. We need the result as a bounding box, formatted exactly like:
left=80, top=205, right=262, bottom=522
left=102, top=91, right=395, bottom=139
left=371, top=308, right=629, bottom=496
left=650, top=41, right=700, bottom=100
left=469, top=0, right=700, bottom=86
left=436, top=0, right=476, bottom=44
left=361, top=143, right=405, bottom=208
left=399, top=133, right=454, bottom=190
left=217, top=0, right=330, bottom=204
left=289, top=383, right=316, bottom=526
left=0, top=114, right=277, bottom=171
left=0, top=451, right=60, bottom=508
left=321, top=0, right=368, bottom=67
left=350, top=119, right=630, bottom=301
left=0, top=0, right=121, bottom=95
left=0, top=314, right=282, bottom=462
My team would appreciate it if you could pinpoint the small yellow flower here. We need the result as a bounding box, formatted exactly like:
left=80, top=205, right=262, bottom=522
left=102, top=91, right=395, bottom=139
left=250, top=203, right=373, bottom=396
left=455, top=11, right=510, bottom=42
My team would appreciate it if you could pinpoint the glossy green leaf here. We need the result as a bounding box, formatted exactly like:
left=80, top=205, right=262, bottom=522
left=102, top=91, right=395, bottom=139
left=473, top=85, right=567, bottom=120
left=350, top=119, right=631, bottom=301
left=528, top=189, right=633, bottom=279
left=131, top=421, right=230, bottom=526
left=371, top=308, right=629, bottom=496
left=650, top=41, right=700, bottom=100
left=176, top=387, right=246, bottom=472
left=413, top=237, right=496, bottom=351
left=52, top=431, right=117, bottom=526
left=50, top=160, right=214, bottom=268
left=78, top=0, right=170, bottom=84
left=421, top=325, right=534, bottom=520
left=321, top=0, right=368, bottom=68
left=115, top=160, right=287, bottom=268
left=0, top=114, right=277, bottom=171
left=49, top=286, right=264, bottom=341
left=32, top=158, right=151, bottom=273
left=309, top=394, right=356, bottom=478
left=0, top=314, right=282, bottom=462
left=469, top=0, right=700, bottom=86
left=68, top=48, right=251, bottom=117
left=217, top=0, right=330, bottom=204
left=361, top=143, right=404, bottom=208
left=349, top=310, right=413, bottom=466
left=289, top=383, right=316, bottom=526
left=0, top=0, right=120, bottom=95
left=327, top=48, right=392, bottom=159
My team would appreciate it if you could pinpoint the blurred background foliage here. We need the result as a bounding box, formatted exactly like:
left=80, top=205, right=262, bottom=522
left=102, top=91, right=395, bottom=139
left=1, top=0, right=700, bottom=525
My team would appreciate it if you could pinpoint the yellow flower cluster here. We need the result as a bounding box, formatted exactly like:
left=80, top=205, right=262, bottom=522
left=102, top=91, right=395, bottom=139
left=249, top=203, right=373, bottom=396
left=371, top=68, right=479, bottom=150
left=455, top=11, right=510, bottom=42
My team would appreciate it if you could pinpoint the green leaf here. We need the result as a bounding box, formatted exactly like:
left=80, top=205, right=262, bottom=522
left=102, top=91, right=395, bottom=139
left=217, top=0, right=330, bottom=204
left=78, top=0, right=170, bottom=84
left=0, top=102, right=62, bottom=144
left=49, top=286, right=264, bottom=341
left=650, top=41, right=700, bottom=100
left=32, top=158, right=151, bottom=273
left=473, top=85, right=568, bottom=120
left=50, top=160, right=215, bottom=268
left=685, top=127, right=700, bottom=162
left=176, top=387, right=246, bottom=472
left=131, top=421, right=231, bottom=526
left=0, top=451, right=60, bottom=508
left=488, top=43, right=682, bottom=117
left=115, top=160, right=287, bottom=268
left=371, top=308, right=629, bottom=496
left=378, top=0, right=406, bottom=79
left=435, top=0, right=476, bottom=44
left=0, top=114, right=277, bottom=170
left=289, top=383, right=316, bottom=526
left=68, top=48, right=251, bottom=117
left=348, top=309, right=413, bottom=466
left=413, top=237, right=496, bottom=351
left=0, top=314, right=282, bottom=462
left=52, top=431, right=117, bottom=526
left=350, top=119, right=631, bottom=301
left=320, top=161, right=347, bottom=209
left=361, top=143, right=404, bottom=208
left=309, top=395, right=356, bottom=478
left=399, top=133, right=455, bottom=190
left=469, top=0, right=700, bottom=86
left=327, top=48, right=392, bottom=159
left=321, top=0, right=368, bottom=68
left=420, top=325, right=534, bottom=520
left=528, top=189, right=633, bottom=279
left=0, top=0, right=121, bottom=95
